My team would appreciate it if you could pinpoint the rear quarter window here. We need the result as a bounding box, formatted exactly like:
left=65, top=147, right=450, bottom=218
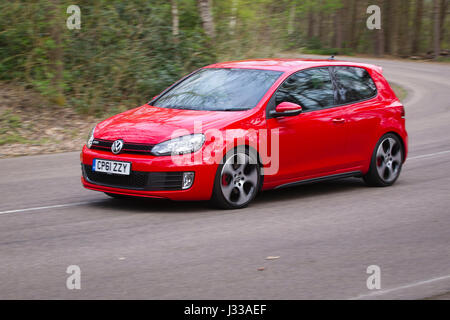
left=331, top=66, right=377, bottom=105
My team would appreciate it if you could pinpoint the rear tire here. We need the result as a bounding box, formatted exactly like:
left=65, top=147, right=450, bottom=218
left=363, top=133, right=404, bottom=187
left=210, top=147, right=261, bottom=209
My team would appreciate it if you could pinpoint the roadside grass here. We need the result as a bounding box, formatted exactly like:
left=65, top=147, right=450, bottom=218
left=0, top=110, right=28, bottom=146
left=0, top=110, right=57, bottom=146
left=0, top=83, right=101, bottom=157
left=436, top=56, right=450, bottom=63
left=0, top=134, right=29, bottom=146
left=390, top=83, right=408, bottom=102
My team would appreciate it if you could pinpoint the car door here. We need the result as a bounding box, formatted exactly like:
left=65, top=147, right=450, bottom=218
left=330, top=66, right=380, bottom=167
left=265, top=67, right=349, bottom=183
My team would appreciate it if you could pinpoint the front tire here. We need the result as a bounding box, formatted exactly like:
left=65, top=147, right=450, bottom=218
left=210, top=147, right=261, bottom=209
left=363, top=133, right=404, bottom=187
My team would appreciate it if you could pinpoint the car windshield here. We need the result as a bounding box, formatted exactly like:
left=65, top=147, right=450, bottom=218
left=152, top=68, right=282, bottom=111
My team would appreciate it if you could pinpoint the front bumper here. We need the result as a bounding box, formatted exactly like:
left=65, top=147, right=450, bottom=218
left=81, top=145, right=217, bottom=200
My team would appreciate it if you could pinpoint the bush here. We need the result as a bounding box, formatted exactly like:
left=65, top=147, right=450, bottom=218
left=0, top=0, right=216, bottom=115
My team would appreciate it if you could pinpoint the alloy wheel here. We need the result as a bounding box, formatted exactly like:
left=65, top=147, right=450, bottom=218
left=375, top=137, right=402, bottom=183
left=220, top=153, right=259, bottom=206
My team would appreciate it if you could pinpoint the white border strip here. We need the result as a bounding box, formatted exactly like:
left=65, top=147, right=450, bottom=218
left=349, top=274, right=450, bottom=299
left=408, top=150, right=450, bottom=161
left=0, top=201, right=100, bottom=216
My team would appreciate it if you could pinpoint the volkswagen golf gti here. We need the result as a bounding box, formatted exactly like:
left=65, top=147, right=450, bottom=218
left=81, top=59, right=408, bottom=209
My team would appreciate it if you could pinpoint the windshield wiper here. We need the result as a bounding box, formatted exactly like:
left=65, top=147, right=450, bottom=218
left=155, top=105, right=251, bottom=111
left=219, top=107, right=251, bottom=111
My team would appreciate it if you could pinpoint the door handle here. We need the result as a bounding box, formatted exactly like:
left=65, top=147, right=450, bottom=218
left=332, top=118, right=346, bottom=124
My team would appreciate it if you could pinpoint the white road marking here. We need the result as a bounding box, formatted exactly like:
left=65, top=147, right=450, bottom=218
left=0, top=201, right=101, bottom=216
left=349, top=274, right=450, bottom=300
left=0, top=149, right=449, bottom=216
left=408, top=149, right=450, bottom=161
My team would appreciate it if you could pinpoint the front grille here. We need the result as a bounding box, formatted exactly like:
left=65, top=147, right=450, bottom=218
left=82, top=165, right=184, bottom=191
left=91, top=139, right=154, bottom=155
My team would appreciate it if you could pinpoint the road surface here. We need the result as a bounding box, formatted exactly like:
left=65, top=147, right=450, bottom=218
left=0, top=56, right=449, bottom=299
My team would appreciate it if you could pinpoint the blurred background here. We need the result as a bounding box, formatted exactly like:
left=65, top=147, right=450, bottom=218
left=0, top=0, right=448, bottom=157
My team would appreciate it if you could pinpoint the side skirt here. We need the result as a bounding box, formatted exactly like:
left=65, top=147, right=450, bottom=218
left=274, top=171, right=362, bottom=189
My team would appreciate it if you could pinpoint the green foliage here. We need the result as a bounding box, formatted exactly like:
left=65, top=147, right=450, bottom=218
left=0, top=109, right=27, bottom=146
left=0, top=0, right=445, bottom=115
left=390, top=83, right=407, bottom=102
left=0, top=135, right=28, bottom=146
left=0, top=110, right=22, bottom=131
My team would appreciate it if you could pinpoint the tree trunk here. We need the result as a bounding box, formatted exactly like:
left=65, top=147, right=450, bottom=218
left=383, top=0, right=392, bottom=54
left=433, top=0, right=441, bottom=59
left=412, top=0, right=424, bottom=55
left=49, top=0, right=64, bottom=105
left=375, top=0, right=385, bottom=56
left=307, top=8, right=315, bottom=39
left=171, top=0, right=179, bottom=40
left=333, top=10, right=343, bottom=48
left=287, top=3, right=296, bottom=36
left=439, top=0, right=448, bottom=44
left=349, top=0, right=358, bottom=49
left=318, top=0, right=324, bottom=43
left=198, top=0, right=215, bottom=39
left=352, top=0, right=365, bottom=50
left=390, top=0, right=400, bottom=56
left=398, top=0, right=410, bottom=56
left=229, top=0, right=238, bottom=35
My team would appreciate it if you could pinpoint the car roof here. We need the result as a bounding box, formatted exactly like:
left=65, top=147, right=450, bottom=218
left=205, top=59, right=383, bottom=74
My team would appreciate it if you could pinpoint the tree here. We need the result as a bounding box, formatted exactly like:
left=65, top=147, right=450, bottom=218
left=390, top=0, right=400, bottom=56
left=383, top=0, right=392, bottom=54
left=307, top=7, right=315, bottom=39
left=49, top=0, right=65, bottom=105
left=398, top=0, right=411, bottom=56
left=171, top=0, right=179, bottom=41
left=434, top=0, right=441, bottom=58
left=333, top=9, right=343, bottom=48
left=229, top=0, right=238, bottom=35
left=374, top=0, right=385, bottom=56
left=198, top=0, right=215, bottom=39
left=318, top=0, right=324, bottom=43
left=439, top=0, right=448, bottom=44
left=412, top=0, right=424, bottom=55
left=349, top=0, right=359, bottom=49
left=342, top=0, right=352, bottom=48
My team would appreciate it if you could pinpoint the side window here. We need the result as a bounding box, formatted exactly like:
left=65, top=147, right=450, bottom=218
left=331, top=66, right=377, bottom=105
left=275, top=68, right=334, bottom=112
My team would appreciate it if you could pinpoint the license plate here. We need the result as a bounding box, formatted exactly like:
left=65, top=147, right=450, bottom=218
left=92, top=159, right=131, bottom=175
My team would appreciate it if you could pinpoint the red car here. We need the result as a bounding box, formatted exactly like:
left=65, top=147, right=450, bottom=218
left=81, top=59, right=408, bottom=209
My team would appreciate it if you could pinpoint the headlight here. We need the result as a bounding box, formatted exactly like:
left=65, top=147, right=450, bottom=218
left=86, top=127, right=95, bottom=148
left=151, top=134, right=205, bottom=156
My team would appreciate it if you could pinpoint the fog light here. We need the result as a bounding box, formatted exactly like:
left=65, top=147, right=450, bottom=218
left=182, top=172, right=195, bottom=190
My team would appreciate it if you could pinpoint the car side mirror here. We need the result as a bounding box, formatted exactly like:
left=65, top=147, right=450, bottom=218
left=270, top=102, right=302, bottom=118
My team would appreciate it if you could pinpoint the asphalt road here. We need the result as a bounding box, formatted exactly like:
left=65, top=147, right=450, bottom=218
left=0, top=56, right=449, bottom=300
